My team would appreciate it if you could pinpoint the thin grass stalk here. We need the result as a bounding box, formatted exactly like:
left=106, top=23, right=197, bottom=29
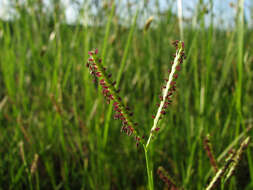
left=144, top=146, right=154, bottom=190
left=203, top=134, right=218, bottom=173
left=19, top=141, right=33, bottom=190
left=235, top=0, right=244, bottom=136
left=98, top=3, right=117, bottom=183
left=100, top=1, right=116, bottom=148
left=102, top=8, right=140, bottom=147
left=101, top=1, right=116, bottom=61
left=204, top=0, right=213, bottom=115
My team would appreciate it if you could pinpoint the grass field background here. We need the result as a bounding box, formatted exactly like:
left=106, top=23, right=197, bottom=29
left=0, top=0, right=253, bottom=189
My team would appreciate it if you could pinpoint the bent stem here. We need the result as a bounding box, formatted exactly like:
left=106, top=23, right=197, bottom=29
left=144, top=145, right=154, bottom=190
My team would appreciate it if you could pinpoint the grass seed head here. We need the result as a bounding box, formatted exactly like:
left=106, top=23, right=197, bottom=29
left=87, top=49, right=143, bottom=146
left=146, top=41, right=186, bottom=149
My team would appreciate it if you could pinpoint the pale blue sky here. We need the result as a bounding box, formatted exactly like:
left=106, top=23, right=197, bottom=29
left=0, top=0, right=252, bottom=27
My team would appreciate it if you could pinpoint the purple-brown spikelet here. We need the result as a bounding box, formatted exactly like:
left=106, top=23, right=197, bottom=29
left=86, top=49, right=143, bottom=146
left=203, top=134, right=218, bottom=173
left=157, top=167, right=179, bottom=190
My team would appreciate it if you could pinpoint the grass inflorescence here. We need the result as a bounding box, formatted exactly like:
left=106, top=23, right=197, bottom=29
left=87, top=49, right=143, bottom=146
left=146, top=40, right=185, bottom=149
left=87, top=40, right=186, bottom=189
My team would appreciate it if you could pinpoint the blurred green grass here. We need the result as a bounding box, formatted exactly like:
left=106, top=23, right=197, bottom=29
left=0, top=1, right=253, bottom=189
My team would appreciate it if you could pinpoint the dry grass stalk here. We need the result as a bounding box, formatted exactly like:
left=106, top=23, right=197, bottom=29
left=18, top=141, right=25, bottom=163
left=30, top=153, right=39, bottom=175
left=144, top=16, right=154, bottom=32
left=0, top=96, right=8, bottom=111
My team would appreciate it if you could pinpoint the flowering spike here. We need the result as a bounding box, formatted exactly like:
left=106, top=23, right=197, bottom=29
left=86, top=49, right=144, bottom=146
left=157, top=167, right=178, bottom=189
left=203, top=134, right=218, bottom=173
left=146, top=41, right=186, bottom=149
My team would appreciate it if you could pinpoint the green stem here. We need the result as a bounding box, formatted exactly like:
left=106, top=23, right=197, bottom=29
left=102, top=8, right=140, bottom=147
left=235, top=0, right=244, bottom=137
left=144, top=146, right=154, bottom=190
left=101, top=1, right=116, bottom=61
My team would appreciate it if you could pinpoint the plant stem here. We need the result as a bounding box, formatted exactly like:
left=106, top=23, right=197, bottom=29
left=235, top=0, right=244, bottom=137
left=102, top=8, right=139, bottom=147
left=144, top=146, right=154, bottom=190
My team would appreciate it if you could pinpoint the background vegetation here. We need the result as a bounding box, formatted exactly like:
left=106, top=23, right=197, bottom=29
left=0, top=0, right=253, bottom=189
